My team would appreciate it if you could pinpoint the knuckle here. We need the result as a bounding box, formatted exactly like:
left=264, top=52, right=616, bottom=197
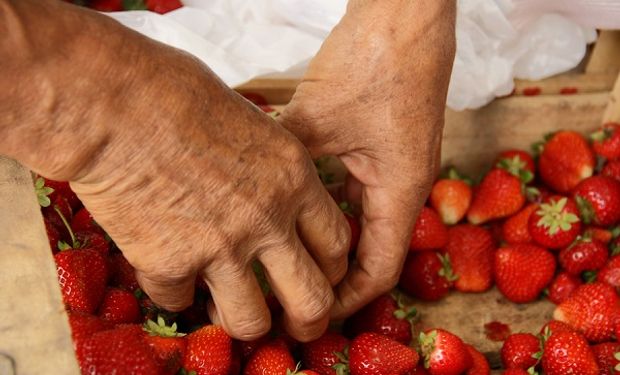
left=227, top=315, right=271, bottom=341
left=291, top=289, right=334, bottom=327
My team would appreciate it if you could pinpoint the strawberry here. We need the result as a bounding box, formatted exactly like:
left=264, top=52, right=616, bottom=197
left=410, top=207, right=449, bottom=251
left=502, top=370, right=529, bottom=375
left=301, top=331, right=349, bottom=375
left=349, top=332, right=419, bottom=375
left=444, top=224, right=495, bottom=292
left=553, top=282, right=620, bottom=342
left=75, top=230, right=109, bottom=256
left=574, top=176, right=620, bottom=226
left=145, top=0, right=183, bottom=14
left=419, top=329, right=472, bottom=375
left=241, top=336, right=270, bottom=363
left=40, top=177, right=81, bottom=210
left=292, top=370, right=321, bottom=375
left=583, top=226, right=614, bottom=244
left=55, top=247, right=108, bottom=313
left=547, top=272, right=582, bottom=305
left=591, top=342, right=620, bottom=375
left=597, top=255, right=620, bottom=288
left=398, top=251, right=455, bottom=301
left=243, top=339, right=296, bottom=375
left=467, top=169, right=526, bottom=225
left=110, top=253, right=140, bottom=292
left=500, top=333, right=539, bottom=370
left=43, top=196, right=73, bottom=241
left=591, top=122, right=620, bottom=160
left=494, top=244, right=556, bottom=303
left=143, top=316, right=187, bottom=375
left=539, top=320, right=575, bottom=336
left=495, top=149, right=536, bottom=175
left=79, top=324, right=163, bottom=374
left=44, top=217, right=60, bottom=253
left=558, top=238, right=608, bottom=275
left=344, top=293, right=417, bottom=345
left=409, top=364, right=430, bottom=374
left=68, top=311, right=114, bottom=363
left=541, top=331, right=598, bottom=375
left=71, top=207, right=105, bottom=236
left=501, top=204, right=537, bottom=245
left=183, top=325, right=240, bottom=375
left=430, top=173, right=472, bottom=225
left=538, top=131, right=594, bottom=193
left=602, top=159, right=620, bottom=181
left=528, top=196, right=581, bottom=249
left=340, top=202, right=360, bottom=251
left=464, top=344, right=489, bottom=375
left=98, top=287, right=141, bottom=324
left=90, top=0, right=123, bottom=11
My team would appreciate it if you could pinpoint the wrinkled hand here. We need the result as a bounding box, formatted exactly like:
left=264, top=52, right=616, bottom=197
left=278, top=0, right=456, bottom=319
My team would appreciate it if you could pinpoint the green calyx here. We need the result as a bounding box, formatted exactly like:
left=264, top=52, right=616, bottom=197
left=590, top=127, right=614, bottom=143
left=575, top=195, right=596, bottom=225
left=339, top=201, right=354, bottom=216
left=437, top=253, right=458, bottom=282
left=332, top=346, right=350, bottom=375
left=54, top=205, right=80, bottom=250
left=535, top=197, right=580, bottom=235
left=122, top=0, right=147, bottom=10
left=441, top=167, right=473, bottom=185
left=418, top=330, right=438, bottom=369
left=34, top=177, right=54, bottom=208
left=391, top=292, right=418, bottom=322
left=143, top=315, right=186, bottom=338
left=614, top=352, right=620, bottom=371
left=582, top=270, right=598, bottom=283
left=497, top=156, right=534, bottom=184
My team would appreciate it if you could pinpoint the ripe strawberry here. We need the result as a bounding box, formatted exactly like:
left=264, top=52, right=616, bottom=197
left=502, top=370, right=529, bottom=375
left=75, top=230, right=109, bottom=256
left=143, top=316, right=187, bottom=375
left=553, top=282, right=620, bottom=342
left=467, top=169, right=526, bottom=225
left=110, top=253, right=140, bottom=292
left=495, top=149, right=536, bottom=175
left=538, top=131, right=594, bottom=193
left=528, top=196, right=581, bottom=249
left=90, top=0, right=123, bottom=11
left=98, top=287, right=141, bottom=324
left=243, top=339, right=296, bottom=375
left=44, top=217, right=60, bottom=253
left=241, top=336, right=270, bottom=363
left=68, top=311, right=113, bottom=344
left=541, top=331, right=598, bottom=375
left=444, top=224, right=495, bottom=292
left=597, top=255, right=620, bottom=288
left=591, top=342, right=620, bottom=375
left=500, top=333, right=539, bottom=370
left=349, top=332, right=419, bottom=375
left=146, top=0, right=183, bottom=14
left=465, top=344, right=489, bottom=375
left=344, top=294, right=416, bottom=345
left=558, top=239, right=608, bottom=275
left=502, top=204, right=537, bottom=245
left=547, top=272, right=582, bottom=305
left=55, top=247, right=108, bottom=313
left=409, top=364, right=430, bottom=374
left=71, top=207, right=105, bottom=236
left=583, top=226, right=614, bottom=244
left=602, top=159, right=620, bottom=181
left=398, top=251, right=455, bottom=301
left=494, top=244, right=556, bottom=303
left=292, top=370, right=321, bottom=375
left=419, top=329, right=471, bottom=375
left=301, top=331, right=349, bottom=375
left=539, top=320, right=575, bottom=336
left=591, top=122, right=620, bottom=160
left=574, top=176, right=620, bottom=226
left=430, top=175, right=472, bottom=225
left=183, top=325, right=240, bottom=375
left=79, top=324, right=163, bottom=374
left=410, top=207, right=449, bottom=251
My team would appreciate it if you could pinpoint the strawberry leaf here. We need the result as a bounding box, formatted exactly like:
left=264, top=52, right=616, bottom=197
left=34, top=177, right=54, bottom=207
left=123, top=0, right=148, bottom=10
left=582, top=270, right=598, bottom=283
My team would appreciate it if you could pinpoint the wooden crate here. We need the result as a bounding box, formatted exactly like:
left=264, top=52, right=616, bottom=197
left=1, top=31, right=619, bottom=375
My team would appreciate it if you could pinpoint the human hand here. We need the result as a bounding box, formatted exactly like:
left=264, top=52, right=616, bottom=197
left=278, top=0, right=456, bottom=319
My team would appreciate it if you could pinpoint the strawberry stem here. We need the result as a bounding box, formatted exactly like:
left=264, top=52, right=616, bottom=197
left=54, top=205, right=78, bottom=248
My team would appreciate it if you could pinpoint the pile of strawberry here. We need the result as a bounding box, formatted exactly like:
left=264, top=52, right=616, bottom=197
left=34, top=116, right=620, bottom=374
left=61, top=0, right=183, bottom=14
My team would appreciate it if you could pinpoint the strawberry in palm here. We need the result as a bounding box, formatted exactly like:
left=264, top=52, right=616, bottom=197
left=537, top=131, right=594, bottom=193
left=410, top=207, right=448, bottom=251
left=301, top=331, right=349, bottom=375
left=528, top=196, right=581, bottom=249
left=444, top=224, right=495, bottom=292
left=398, top=251, right=456, bottom=301
left=419, top=329, right=472, bottom=375
left=348, top=332, right=419, bottom=375
left=574, top=175, right=620, bottom=226
left=429, top=169, right=472, bottom=225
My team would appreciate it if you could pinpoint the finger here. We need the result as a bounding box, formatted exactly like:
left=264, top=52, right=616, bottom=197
left=202, top=259, right=271, bottom=341
left=344, top=173, right=363, bottom=206
left=259, top=238, right=334, bottom=342
left=135, top=270, right=196, bottom=312
left=297, top=184, right=350, bottom=286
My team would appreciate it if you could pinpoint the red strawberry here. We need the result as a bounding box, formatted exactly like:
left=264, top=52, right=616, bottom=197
left=349, top=332, right=419, bottom=375
left=494, top=244, right=556, bottom=303
left=301, top=331, right=349, bottom=375
left=145, top=0, right=183, bottom=14
left=502, top=204, right=537, bottom=245
left=574, top=176, right=620, bottom=226
left=602, top=159, right=620, bottom=181
left=539, top=320, right=575, bottom=336
left=409, top=364, right=430, bottom=374
left=583, top=226, right=614, bottom=244
left=558, top=239, right=608, bottom=275
left=598, top=255, right=620, bottom=288
left=68, top=311, right=113, bottom=344
left=79, top=324, right=163, bottom=374
left=44, top=217, right=60, bottom=253
left=591, top=122, right=620, bottom=160
left=500, top=333, right=539, bottom=370
left=143, top=316, right=187, bottom=375
left=538, top=131, right=594, bottom=193
left=294, top=371, right=321, bottom=375
left=241, top=336, right=270, bottom=363
left=71, top=207, right=105, bottom=236
left=410, top=207, right=449, bottom=251
left=419, top=329, right=472, bottom=375
left=464, top=344, right=489, bottom=375
left=55, top=247, right=108, bottom=313
left=547, top=272, right=582, bottom=305
left=43, top=196, right=73, bottom=241
left=495, top=149, right=536, bottom=175
left=554, top=282, right=620, bottom=342
left=75, top=230, right=109, bottom=256
left=541, top=331, right=598, bottom=375
left=444, top=224, right=495, bottom=292
left=591, top=342, right=620, bottom=375
left=430, top=176, right=472, bottom=225
left=90, top=0, right=123, bottom=11
left=398, top=251, right=455, bottom=301
left=467, top=169, right=526, bottom=225
left=183, top=325, right=240, bottom=375
left=110, top=253, right=140, bottom=292
left=98, top=287, right=141, bottom=324
left=344, top=294, right=416, bottom=345
left=502, top=370, right=529, bottom=375
left=528, top=196, right=581, bottom=249
left=243, top=339, right=295, bottom=375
